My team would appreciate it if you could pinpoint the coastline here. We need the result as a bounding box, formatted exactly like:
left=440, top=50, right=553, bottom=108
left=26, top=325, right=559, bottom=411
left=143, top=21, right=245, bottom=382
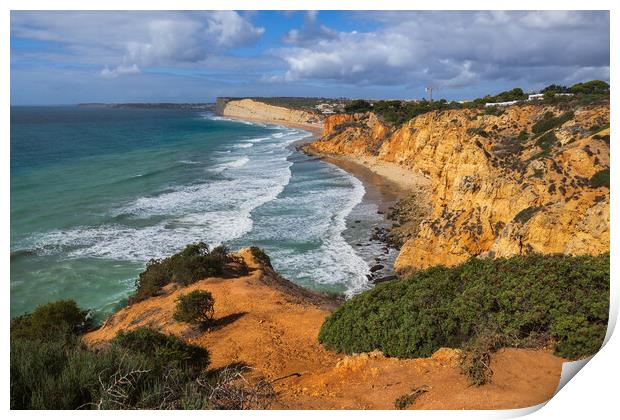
left=313, top=154, right=409, bottom=214
left=215, top=110, right=414, bottom=210
left=303, top=148, right=428, bottom=195
left=224, top=113, right=407, bottom=283
left=222, top=111, right=408, bottom=216
left=217, top=113, right=324, bottom=136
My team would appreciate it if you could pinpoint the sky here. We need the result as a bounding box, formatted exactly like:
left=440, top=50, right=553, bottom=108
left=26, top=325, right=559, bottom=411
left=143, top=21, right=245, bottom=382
left=10, top=10, right=610, bottom=105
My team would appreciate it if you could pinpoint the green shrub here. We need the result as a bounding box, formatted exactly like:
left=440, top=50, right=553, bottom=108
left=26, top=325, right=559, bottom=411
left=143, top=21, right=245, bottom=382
left=10, top=337, right=120, bottom=409
left=344, top=99, right=372, bottom=113
left=531, top=168, right=544, bottom=178
left=570, top=80, right=609, bottom=95
left=343, top=99, right=463, bottom=126
left=474, top=88, right=526, bottom=104
left=319, top=253, right=609, bottom=360
left=173, top=290, right=215, bottom=326
left=11, top=325, right=214, bottom=409
left=11, top=300, right=91, bottom=343
left=590, top=169, right=610, bottom=189
left=249, top=246, right=273, bottom=268
left=535, top=131, right=558, bottom=151
left=112, top=327, right=209, bottom=376
left=484, top=106, right=505, bottom=116
left=11, top=294, right=274, bottom=408
left=531, top=111, right=574, bottom=134
left=133, top=242, right=238, bottom=302
left=590, top=123, right=610, bottom=135
left=593, top=134, right=610, bottom=144
left=541, top=84, right=570, bottom=95
left=394, top=385, right=429, bottom=409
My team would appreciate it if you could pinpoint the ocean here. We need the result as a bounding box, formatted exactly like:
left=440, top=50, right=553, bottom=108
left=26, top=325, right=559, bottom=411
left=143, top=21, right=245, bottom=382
left=10, top=106, right=395, bottom=318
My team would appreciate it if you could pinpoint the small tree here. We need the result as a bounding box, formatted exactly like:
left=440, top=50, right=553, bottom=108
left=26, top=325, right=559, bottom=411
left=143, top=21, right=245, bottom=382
left=173, top=290, right=215, bottom=326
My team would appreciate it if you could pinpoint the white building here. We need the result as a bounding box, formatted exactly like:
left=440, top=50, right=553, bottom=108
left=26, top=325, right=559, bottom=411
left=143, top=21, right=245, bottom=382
left=484, top=100, right=519, bottom=107
left=528, top=94, right=544, bottom=101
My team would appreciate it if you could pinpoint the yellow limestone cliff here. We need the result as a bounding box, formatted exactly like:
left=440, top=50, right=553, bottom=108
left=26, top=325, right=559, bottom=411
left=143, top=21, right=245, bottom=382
left=308, top=104, right=610, bottom=271
left=216, top=98, right=323, bottom=130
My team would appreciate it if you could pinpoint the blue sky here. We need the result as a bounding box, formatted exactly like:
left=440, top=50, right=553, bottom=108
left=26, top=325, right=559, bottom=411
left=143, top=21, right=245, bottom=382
left=10, top=10, right=610, bottom=105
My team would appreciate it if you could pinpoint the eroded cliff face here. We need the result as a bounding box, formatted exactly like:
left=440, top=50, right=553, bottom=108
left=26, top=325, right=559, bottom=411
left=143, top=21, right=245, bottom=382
left=309, top=104, right=610, bottom=271
left=217, top=98, right=323, bottom=130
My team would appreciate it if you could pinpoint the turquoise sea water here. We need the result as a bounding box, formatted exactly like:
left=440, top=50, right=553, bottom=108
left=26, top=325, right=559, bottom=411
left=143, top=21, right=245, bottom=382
left=11, top=106, right=390, bottom=318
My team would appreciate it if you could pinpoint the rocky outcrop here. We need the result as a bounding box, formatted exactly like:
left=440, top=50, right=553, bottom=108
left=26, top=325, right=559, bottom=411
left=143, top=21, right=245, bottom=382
left=216, top=98, right=323, bottom=130
left=308, top=104, right=610, bottom=272
left=84, top=249, right=564, bottom=409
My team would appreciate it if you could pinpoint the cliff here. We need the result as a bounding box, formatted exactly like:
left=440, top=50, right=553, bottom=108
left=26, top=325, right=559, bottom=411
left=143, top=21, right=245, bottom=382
left=307, top=104, right=610, bottom=272
left=84, top=249, right=564, bottom=409
left=216, top=98, right=323, bottom=131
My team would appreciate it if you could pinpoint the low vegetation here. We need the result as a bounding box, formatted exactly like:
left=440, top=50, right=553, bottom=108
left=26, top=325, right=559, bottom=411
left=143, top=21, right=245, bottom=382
left=470, top=87, right=527, bottom=105
left=531, top=111, right=574, bottom=135
left=319, top=253, right=609, bottom=383
left=345, top=98, right=461, bottom=126
left=11, top=300, right=272, bottom=409
left=569, top=80, right=610, bottom=95
left=535, top=131, right=558, bottom=152
left=590, top=169, right=610, bottom=189
left=249, top=246, right=273, bottom=268
left=10, top=299, right=92, bottom=343
left=173, top=290, right=216, bottom=326
left=512, top=206, right=543, bottom=224
left=342, top=80, right=608, bottom=127
left=133, top=242, right=246, bottom=303
left=11, top=300, right=207, bottom=409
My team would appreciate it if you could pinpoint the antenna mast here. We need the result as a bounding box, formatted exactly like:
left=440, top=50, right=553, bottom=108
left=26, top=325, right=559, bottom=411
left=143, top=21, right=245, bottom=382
left=425, top=86, right=434, bottom=102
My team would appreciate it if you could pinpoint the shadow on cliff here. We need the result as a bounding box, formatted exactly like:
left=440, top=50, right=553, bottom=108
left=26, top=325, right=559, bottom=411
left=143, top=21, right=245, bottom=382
left=208, top=311, right=248, bottom=332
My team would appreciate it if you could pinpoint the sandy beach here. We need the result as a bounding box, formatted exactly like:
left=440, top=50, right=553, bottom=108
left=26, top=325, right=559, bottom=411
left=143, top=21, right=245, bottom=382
left=306, top=150, right=428, bottom=195
left=219, top=113, right=324, bottom=135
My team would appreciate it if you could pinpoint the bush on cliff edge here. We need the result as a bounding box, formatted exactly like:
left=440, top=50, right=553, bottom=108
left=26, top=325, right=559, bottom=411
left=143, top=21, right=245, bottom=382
left=133, top=242, right=245, bottom=302
left=173, top=290, right=216, bottom=326
left=11, top=300, right=211, bottom=409
left=318, top=253, right=609, bottom=360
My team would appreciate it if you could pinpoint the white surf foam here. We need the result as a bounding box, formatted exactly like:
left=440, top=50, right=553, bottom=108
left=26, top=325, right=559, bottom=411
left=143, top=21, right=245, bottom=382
left=224, top=156, right=250, bottom=168
left=25, top=125, right=309, bottom=264
left=21, top=121, right=371, bottom=298
left=230, top=156, right=372, bottom=296
left=282, top=170, right=370, bottom=296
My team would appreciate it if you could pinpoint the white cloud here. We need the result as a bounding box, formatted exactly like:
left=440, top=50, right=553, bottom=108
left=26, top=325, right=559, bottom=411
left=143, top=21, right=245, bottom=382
left=100, top=64, right=140, bottom=79
left=204, top=10, right=265, bottom=48
left=275, top=11, right=610, bottom=88
left=11, top=11, right=265, bottom=77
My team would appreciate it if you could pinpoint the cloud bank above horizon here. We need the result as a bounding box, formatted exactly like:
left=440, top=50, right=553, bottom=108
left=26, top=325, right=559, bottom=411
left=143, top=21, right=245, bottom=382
left=10, top=10, right=610, bottom=104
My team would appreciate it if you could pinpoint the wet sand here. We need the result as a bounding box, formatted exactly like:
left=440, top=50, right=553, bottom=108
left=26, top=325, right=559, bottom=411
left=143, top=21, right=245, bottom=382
left=318, top=155, right=408, bottom=214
